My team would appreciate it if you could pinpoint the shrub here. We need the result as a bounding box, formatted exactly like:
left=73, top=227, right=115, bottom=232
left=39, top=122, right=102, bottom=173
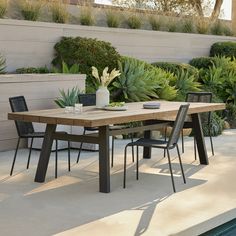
left=152, top=62, right=199, bottom=79
left=170, top=70, right=201, bottom=101
left=166, top=18, right=178, bottom=32
left=16, top=66, right=50, bottom=74
left=111, top=56, right=176, bottom=102
left=79, top=7, right=94, bottom=26
left=0, top=0, right=7, bottom=18
left=202, top=112, right=224, bottom=136
left=210, top=20, right=225, bottom=35
left=52, top=61, right=80, bottom=74
left=189, top=57, right=218, bottom=69
left=210, top=41, right=236, bottom=59
left=54, top=86, right=80, bottom=108
left=196, top=18, right=209, bottom=34
left=19, top=0, right=43, bottom=21
left=50, top=0, right=69, bottom=24
left=181, top=18, right=195, bottom=33
left=127, top=14, right=141, bottom=29
left=106, top=10, right=120, bottom=28
left=225, top=103, right=236, bottom=128
left=0, top=54, right=6, bottom=74
left=52, top=37, right=121, bottom=92
left=149, top=15, right=162, bottom=31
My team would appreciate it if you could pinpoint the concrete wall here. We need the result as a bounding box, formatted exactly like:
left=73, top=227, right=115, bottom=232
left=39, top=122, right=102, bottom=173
left=0, top=19, right=236, bottom=73
left=0, top=74, right=86, bottom=151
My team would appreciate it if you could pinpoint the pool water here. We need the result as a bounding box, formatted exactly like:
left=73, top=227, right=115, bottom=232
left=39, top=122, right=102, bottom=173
left=200, top=218, right=236, bottom=236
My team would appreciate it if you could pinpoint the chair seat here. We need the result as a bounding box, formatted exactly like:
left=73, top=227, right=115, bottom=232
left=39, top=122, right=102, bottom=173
left=127, top=138, right=168, bottom=149
left=21, top=131, right=68, bottom=138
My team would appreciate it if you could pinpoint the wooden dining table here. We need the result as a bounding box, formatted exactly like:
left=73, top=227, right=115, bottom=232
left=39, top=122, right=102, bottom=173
left=8, top=101, right=225, bottom=193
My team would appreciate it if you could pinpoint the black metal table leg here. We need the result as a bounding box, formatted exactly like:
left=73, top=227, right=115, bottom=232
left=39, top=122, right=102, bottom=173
left=99, top=126, right=110, bottom=193
left=143, top=130, right=151, bottom=159
left=34, top=124, right=57, bottom=182
left=191, top=113, right=209, bottom=165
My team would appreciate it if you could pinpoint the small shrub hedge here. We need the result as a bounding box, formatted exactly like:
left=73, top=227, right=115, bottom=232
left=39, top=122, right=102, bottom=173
left=152, top=62, right=199, bottom=79
left=210, top=41, right=236, bottom=59
left=189, top=57, right=218, bottom=69
left=16, top=67, right=50, bottom=74
left=52, top=37, right=121, bottom=92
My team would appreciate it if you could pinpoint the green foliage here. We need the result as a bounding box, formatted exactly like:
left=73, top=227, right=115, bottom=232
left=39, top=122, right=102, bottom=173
left=170, top=70, right=201, bottom=101
left=52, top=61, right=80, bottom=74
left=166, top=19, right=178, bottom=32
left=16, top=66, right=49, bottom=74
left=189, top=57, right=218, bottom=69
left=225, top=103, right=236, bottom=128
left=111, top=57, right=176, bottom=102
left=127, top=15, right=141, bottom=29
left=50, top=1, right=68, bottom=24
left=152, top=62, right=199, bottom=79
left=54, top=86, right=80, bottom=108
left=106, top=11, right=120, bottom=28
left=79, top=7, right=94, bottom=26
left=202, top=112, right=224, bottom=136
left=210, top=41, right=236, bottom=59
left=210, top=20, right=225, bottom=36
left=196, top=18, right=209, bottom=34
left=0, top=0, right=7, bottom=18
left=181, top=18, right=195, bottom=33
left=222, top=70, right=236, bottom=104
left=19, top=0, right=43, bottom=21
left=149, top=15, right=161, bottom=31
left=52, top=36, right=121, bottom=92
left=0, top=54, right=6, bottom=74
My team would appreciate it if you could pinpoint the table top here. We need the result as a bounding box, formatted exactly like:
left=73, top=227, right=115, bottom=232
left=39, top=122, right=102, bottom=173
left=8, top=101, right=225, bottom=127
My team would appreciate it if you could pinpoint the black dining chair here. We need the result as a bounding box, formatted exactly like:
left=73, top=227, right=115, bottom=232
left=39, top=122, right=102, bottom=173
left=9, top=96, right=71, bottom=178
left=123, top=104, right=189, bottom=193
left=181, top=92, right=214, bottom=159
left=76, top=93, right=134, bottom=167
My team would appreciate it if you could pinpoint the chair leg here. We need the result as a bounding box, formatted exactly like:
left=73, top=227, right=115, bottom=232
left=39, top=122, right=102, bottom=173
left=193, top=136, right=197, bottom=160
left=209, top=126, right=214, bottom=156
left=77, top=129, right=86, bottom=163
left=111, top=136, right=115, bottom=167
left=176, top=144, right=186, bottom=184
left=26, top=137, right=34, bottom=169
left=166, top=149, right=176, bottom=193
left=181, top=129, right=184, bottom=153
left=131, top=134, right=134, bottom=163
left=55, top=140, right=58, bottom=178
left=136, top=146, right=139, bottom=180
left=10, top=137, right=20, bottom=176
left=164, top=126, right=167, bottom=157
left=68, top=141, right=71, bottom=172
left=123, top=145, right=129, bottom=188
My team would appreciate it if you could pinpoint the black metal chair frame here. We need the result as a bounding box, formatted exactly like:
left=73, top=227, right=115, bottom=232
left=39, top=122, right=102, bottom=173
left=181, top=92, right=214, bottom=159
left=123, top=104, right=190, bottom=192
left=76, top=94, right=134, bottom=167
left=9, top=96, right=71, bottom=178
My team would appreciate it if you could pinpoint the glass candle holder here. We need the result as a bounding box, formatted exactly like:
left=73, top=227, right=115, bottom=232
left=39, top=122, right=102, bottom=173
left=74, top=103, right=83, bottom=114
left=65, top=106, right=74, bottom=113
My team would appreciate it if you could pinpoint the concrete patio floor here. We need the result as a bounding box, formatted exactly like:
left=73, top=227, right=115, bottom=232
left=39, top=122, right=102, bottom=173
left=0, top=130, right=236, bottom=236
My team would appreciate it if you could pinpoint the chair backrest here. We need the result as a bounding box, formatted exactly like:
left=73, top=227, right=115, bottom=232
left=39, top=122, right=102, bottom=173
left=168, top=104, right=190, bottom=148
left=9, top=96, right=34, bottom=137
left=78, top=94, right=96, bottom=106
left=186, top=92, right=212, bottom=124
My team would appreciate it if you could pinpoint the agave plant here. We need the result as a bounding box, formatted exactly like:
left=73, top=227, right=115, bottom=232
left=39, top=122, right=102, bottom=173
left=0, top=54, right=6, bottom=74
left=171, top=69, right=201, bottom=101
left=54, top=87, right=80, bottom=108
left=111, top=57, right=177, bottom=102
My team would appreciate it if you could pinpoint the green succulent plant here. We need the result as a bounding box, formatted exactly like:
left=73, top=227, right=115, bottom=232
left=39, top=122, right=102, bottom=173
left=54, top=86, right=80, bottom=108
left=170, top=69, right=201, bottom=101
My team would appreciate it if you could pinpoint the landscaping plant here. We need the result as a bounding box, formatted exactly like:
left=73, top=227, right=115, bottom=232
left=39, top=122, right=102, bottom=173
left=79, top=6, right=94, bottom=26
left=52, top=36, right=121, bottom=92
left=54, top=86, right=80, bottom=108
left=50, top=0, right=69, bottom=24
left=106, top=10, right=120, bottom=28
left=19, top=0, right=43, bottom=21
left=149, top=15, right=162, bottom=31
left=0, top=0, right=7, bottom=18
left=127, top=14, right=141, bottom=29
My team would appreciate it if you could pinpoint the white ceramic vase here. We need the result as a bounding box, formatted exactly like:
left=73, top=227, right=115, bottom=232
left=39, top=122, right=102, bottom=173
left=96, top=86, right=110, bottom=107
